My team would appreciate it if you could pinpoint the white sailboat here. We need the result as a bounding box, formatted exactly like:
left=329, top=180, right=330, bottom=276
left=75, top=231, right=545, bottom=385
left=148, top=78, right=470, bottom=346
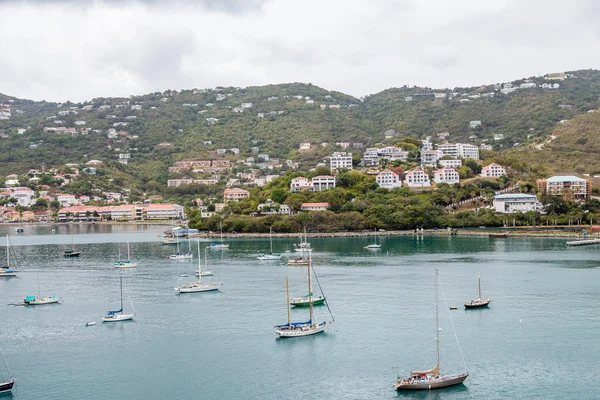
left=176, top=241, right=220, bottom=293
left=0, top=235, right=17, bottom=278
left=395, top=269, right=468, bottom=390
left=196, top=248, right=214, bottom=277
left=211, top=221, right=229, bottom=249
left=257, top=227, right=282, bottom=260
left=0, top=345, right=14, bottom=393
left=364, top=228, right=382, bottom=249
left=24, top=272, right=59, bottom=305
left=275, top=254, right=331, bottom=338
left=102, top=277, right=135, bottom=322
left=169, top=237, right=193, bottom=260
left=293, top=227, right=312, bottom=252
left=115, top=241, right=137, bottom=268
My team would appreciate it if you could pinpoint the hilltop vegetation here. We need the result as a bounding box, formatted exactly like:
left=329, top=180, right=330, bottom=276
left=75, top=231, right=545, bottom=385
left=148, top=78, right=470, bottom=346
left=2, top=70, right=600, bottom=194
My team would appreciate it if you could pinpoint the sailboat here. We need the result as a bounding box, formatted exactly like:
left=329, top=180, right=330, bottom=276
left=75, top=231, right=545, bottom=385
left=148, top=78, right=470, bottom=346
left=293, top=227, right=312, bottom=252
left=115, top=241, right=137, bottom=268
left=364, top=228, right=382, bottom=249
left=175, top=241, right=221, bottom=293
left=196, top=248, right=214, bottom=277
left=211, top=222, right=229, bottom=249
left=0, top=345, right=14, bottom=394
left=287, top=248, right=309, bottom=266
left=0, top=235, right=17, bottom=278
left=24, top=272, right=59, bottom=305
left=395, top=269, right=468, bottom=391
left=64, top=235, right=81, bottom=258
left=464, top=272, right=491, bottom=309
left=102, top=277, right=135, bottom=322
left=275, top=254, right=331, bottom=337
left=257, top=227, right=281, bottom=260
left=169, top=238, right=193, bottom=260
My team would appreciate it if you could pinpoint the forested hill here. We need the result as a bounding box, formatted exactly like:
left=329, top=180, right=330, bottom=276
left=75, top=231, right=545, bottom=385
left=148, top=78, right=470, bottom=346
left=1, top=70, right=600, bottom=189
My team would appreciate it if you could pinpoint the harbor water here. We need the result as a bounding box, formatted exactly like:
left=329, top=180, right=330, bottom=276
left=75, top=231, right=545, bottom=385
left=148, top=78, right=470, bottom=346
left=0, top=224, right=598, bottom=399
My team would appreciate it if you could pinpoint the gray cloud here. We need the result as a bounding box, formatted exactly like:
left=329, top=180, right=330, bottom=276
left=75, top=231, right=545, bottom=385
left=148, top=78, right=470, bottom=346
left=0, top=0, right=598, bottom=102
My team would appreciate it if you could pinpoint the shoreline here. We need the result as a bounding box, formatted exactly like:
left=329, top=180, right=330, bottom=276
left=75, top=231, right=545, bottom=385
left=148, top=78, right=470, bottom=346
left=190, top=228, right=593, bottom=240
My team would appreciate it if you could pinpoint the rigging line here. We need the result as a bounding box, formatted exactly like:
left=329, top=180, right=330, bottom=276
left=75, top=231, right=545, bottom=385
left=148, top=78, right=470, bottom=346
left=310, top=263, right=334, bottom=322
left=125, top=286, right=136, bottom=314
left=0, top=344, right=12, bottom=378
left=438, top=276, right=469, bottom=374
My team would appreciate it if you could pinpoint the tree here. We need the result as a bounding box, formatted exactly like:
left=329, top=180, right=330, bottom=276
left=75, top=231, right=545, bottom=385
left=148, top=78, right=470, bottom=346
left=271, top=188, right=288, bottom=204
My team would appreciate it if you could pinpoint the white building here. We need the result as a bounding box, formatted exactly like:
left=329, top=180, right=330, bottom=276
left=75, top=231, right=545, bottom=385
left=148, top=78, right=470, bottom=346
left=433, top=167, right=460, bottom=185
left=404, top=168, right=431, bottom=187
left=299, top=142, right=311, bottom=150
left=311, top=176, right=336, bottom=191
left=290, top=177, right=312, bottom=192
left=376, top=169, right=401, bottom=189
left=437, top=143, right=479, bottom=160
left=57, top=193, right=76, bottom=207
left=480, top=163, right=506, bottom=178
left=361, top=148, right=380, bottom=166
left=493, top=194, right=543, bottom=213
left=439, top=159, right=462, bottom=168
left=378, top=147, right=408, bottom=161
left=301, top=202, right=329, bottom=211
left=330, top=152, right=353, bottom=172
left=421, top=150, right=444, bottom=166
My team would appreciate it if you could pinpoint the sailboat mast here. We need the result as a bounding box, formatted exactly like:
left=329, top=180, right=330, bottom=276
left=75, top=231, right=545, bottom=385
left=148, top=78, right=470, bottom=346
left=478, top=272, right=481, bottom=299
left=308, top=254, right=314, bottom=324
left=197, top=240, right=202, bottom=283
left=270, top=226, right=273, bottom=253
left=6, top=235, right=9, bottom=267
left=127, top=241, right=131, bottom=260
left=286, top=277, right=291, bottom=326
left=435, top=269, right=440, bottom=373
left=120, top=277, right=124, bottom=312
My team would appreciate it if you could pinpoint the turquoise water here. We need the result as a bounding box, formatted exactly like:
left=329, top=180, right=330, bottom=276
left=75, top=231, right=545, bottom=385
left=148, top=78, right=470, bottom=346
left=1, top=225, right=599, bottom=399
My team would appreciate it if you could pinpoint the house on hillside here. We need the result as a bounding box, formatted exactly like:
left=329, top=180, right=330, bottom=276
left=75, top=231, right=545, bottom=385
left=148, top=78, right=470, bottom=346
left=433, top=167, right=460, bottom=185
left=404, top=168, right=431, bottom=187
left=376, top=169, right=401, bottom=189
left=480, top=163, right=506, bottom=178
left=301, top=203, right=330, bottom=211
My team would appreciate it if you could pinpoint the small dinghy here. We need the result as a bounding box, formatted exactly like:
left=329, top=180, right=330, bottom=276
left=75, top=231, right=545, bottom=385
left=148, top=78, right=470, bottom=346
left=85, top=322, right=96, bottom=326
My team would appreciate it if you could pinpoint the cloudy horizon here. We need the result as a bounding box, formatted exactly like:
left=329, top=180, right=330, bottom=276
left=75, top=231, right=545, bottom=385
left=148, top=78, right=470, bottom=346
left=1, top=0, right=599, bottom=102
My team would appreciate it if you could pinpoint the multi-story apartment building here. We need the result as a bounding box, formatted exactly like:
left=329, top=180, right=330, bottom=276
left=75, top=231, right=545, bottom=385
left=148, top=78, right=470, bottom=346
left=437, top=143, right=479, bottom=160
left=330, top=152, right=353, bottom=172
left=433, top=167, right=460, bottom=184
left=536, top=176, right=591, bottom=200
left=376, top=169, right=401, bottom=189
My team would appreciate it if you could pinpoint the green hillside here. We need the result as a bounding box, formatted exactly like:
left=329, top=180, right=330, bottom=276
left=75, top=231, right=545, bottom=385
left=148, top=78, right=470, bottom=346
left=2, top=70, right=600, bottom=192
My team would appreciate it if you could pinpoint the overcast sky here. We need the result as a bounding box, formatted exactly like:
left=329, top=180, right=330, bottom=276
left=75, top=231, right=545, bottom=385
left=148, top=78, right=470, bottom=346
left=0, top=0, right=598, bottom=102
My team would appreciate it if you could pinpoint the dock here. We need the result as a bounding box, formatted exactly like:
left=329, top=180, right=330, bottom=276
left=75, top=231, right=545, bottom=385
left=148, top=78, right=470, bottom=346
left=566, top=238, right=600, bottom=246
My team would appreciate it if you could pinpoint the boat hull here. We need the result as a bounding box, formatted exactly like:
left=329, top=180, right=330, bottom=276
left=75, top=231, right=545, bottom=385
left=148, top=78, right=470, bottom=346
left=290, top=297, right=326, bottom=307
left=0, top=379, right=15, bottom=393
left=195, top=271, right=214, bottom=276
left=395, top=374, right=468, bottom=390
left=364, top=245, right=381, bottom=249
left=0, top=272, right=17, bottom=277
left=25, top=297, right=59, bottom=305
left=464, top=299, right=491, bottom=309
left=257, top=255, right=281, bottom=260
left=115, top=263, right=137, bottom=268
left=102, top=313, right=134, bottom=322
left=176, top=285, right=220, bottom=293
left=64, top=252, right=81, bottom=258
left=275, top=322, right=327, bottom=338
left=287, top=260, right=309, bottom=266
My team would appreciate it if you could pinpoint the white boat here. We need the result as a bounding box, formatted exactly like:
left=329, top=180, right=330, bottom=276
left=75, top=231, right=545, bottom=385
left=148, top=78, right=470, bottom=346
left=85, top=321, right=96, bottom=326
left=24, top=272, right=60, bottom=305
left=257, top=227, right=282, bottom=260
left=0, top=344, right=15, bottom=393
left=196, top=248, right=214, bottom=276
left=210, top=222, right=229, bottom=249
left=169, top=238, right=193, bottom=260
left=102, top=277, right=135, bottom=322
left=176, top=241, right=220, bottom=293
left=115, top=241, right=137, bottom=268
left=364, top=228, right=382, bottom=249
left=24, top=295, right=59, bottom=305
left=293, top=227, right=311, bottom=250
left=275, top=254, right=332, bottom=338
left=14, top=227, right=23, bottom=233
left=395, top=269, right=468, bottom=391
left=0, top=235, right=17, bottom=278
